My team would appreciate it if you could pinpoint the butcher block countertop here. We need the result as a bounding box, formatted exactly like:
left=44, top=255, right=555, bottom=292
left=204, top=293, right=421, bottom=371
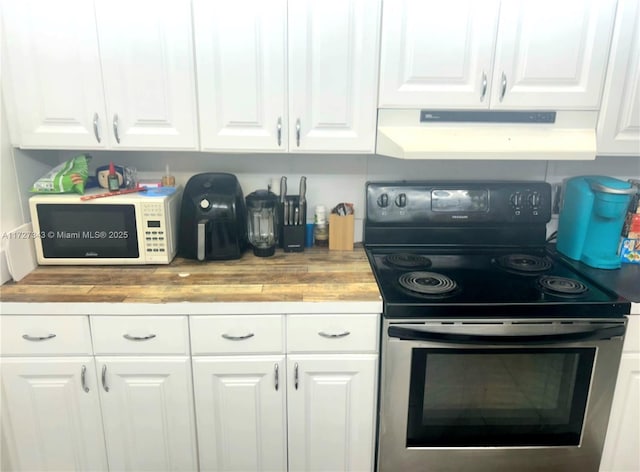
left=0, top=247, right=382, bottom=315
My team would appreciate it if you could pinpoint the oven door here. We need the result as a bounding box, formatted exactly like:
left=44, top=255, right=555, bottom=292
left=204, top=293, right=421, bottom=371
left=378, top=319, right=626, bottom=472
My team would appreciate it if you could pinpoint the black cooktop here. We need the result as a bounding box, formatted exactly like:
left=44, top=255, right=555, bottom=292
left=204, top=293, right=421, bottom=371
left=366, top=247, right=630, bottom=318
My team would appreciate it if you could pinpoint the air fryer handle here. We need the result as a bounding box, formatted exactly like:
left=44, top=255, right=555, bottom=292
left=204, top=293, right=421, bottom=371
left=197, top=220, right=207, bottom=261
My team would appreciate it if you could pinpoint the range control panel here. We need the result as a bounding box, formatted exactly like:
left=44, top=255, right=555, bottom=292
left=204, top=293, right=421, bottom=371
left=366, top=181, right=552, bottom=224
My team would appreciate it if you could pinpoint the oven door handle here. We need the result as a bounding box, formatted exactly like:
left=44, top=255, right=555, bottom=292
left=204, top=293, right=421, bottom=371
left=387, top=324, right=626, bottom=345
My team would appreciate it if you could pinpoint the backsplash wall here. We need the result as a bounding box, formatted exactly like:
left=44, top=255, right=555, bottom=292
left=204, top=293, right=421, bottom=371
left=53, top=150, right=639, bottom=242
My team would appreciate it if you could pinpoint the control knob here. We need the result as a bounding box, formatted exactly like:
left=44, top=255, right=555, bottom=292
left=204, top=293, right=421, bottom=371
left=377, top=193, right=389, bottom=208
left=528, top=191, right=541, bottom=207
left=395, top=193, right=407, bottom=208
left=200, top=198, right=211, bottom=210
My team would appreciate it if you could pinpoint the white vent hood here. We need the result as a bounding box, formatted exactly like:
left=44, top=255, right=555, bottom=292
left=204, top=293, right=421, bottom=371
left=376, top=109, right=598, bottom=160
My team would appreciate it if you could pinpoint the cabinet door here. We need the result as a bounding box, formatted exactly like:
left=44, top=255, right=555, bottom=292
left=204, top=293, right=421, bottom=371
left=0, top=357, right=108, bottom=471
left=597, top=0, right=640, bottom=155
left=492, top=0, right=617, bottom=109
left=94, top=0, right=198, bottom=149
left=0, top=0, right=107, bottom=149
left=287, top=354, right=377, bottom=472
left=378, top=0, right=500, bottom=109
left=288, top=0, right=380, bottom=152
left=193, top=0, right=287, bottom=152
left=96, top=357, right=198, bottom=471
left=192, top=356, right=286, bottom=472
left=600, top=315, right=640, bottom=472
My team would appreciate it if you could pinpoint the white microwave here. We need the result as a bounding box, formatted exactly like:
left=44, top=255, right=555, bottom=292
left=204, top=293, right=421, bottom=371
left=29, top=188, right=181, bottom=265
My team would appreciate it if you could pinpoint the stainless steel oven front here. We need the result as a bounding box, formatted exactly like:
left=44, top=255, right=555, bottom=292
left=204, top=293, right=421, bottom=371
left=377, top=318, right=627, bottom=472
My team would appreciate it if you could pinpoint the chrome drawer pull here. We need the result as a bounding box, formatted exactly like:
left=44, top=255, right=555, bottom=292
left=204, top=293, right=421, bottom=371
left=81, top=365, right=90, bottom=393
left=480, top=71, right=487, bottom=102
left=101, top=365, right=109, bottom=392
left=123, top=333, right=156, bottom=342
left=113, top=113, right=121, bottom=143
left=274, top=363, right=279, bottom=391
left=318, top=331, right=350, bottom=339
left=93, top=112, right=102, bottom=143
left=221, top=333, right=255, bottom=341
left=277, top=117, right=282, bottom=146
left=294, top=363, right=299, bottom=390
left=500, top=72, right=507, bottom=101
left=22, top=333, right=56, bottom=342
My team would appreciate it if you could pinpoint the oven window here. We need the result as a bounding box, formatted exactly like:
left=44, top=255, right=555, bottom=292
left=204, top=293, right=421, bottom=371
left=407, top=348, right=595, bottom=447
left=38, top=204, right=139, bottom=258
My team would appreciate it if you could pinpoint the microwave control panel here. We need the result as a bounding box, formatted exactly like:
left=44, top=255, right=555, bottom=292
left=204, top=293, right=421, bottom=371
left=141, top=201, right=170, bottom=261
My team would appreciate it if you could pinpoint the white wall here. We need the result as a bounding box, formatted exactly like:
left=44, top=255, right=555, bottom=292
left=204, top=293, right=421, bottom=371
left=56, top=150, right=639, bottom=242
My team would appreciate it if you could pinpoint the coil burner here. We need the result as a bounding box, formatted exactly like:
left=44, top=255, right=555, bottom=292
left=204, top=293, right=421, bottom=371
left=398, top=271, right=458, bottom=298
left=495, top=254, right=553, bottom=275
left=384, top=254, right=432, bottom=270
left=538, top=276, right=589, bottom=298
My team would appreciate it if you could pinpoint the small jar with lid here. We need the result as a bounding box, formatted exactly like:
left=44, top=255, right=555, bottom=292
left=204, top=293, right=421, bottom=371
left=314, top=205, right=329, bottom=247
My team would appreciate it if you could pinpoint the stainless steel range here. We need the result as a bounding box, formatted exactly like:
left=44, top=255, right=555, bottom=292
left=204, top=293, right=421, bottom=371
left=363, top=181, right=630, bottom=472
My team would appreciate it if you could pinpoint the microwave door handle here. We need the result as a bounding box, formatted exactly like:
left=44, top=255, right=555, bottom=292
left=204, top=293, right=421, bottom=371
left=388, top=324, right=626, bottom=345
left=197, top=220, right=206, bottom=261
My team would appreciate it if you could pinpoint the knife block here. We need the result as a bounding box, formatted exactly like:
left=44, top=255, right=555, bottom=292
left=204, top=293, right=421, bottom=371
left=329, top=214, right=354, bottom=251
left=281, top=196, right=305, bottom=252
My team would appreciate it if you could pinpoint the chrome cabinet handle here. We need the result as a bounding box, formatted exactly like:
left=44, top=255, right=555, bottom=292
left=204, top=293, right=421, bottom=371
left=277, top=117, right=282, bottom=146
left=295, top=119, right=301, bottom=147
left=480, top=71, right=487, bottom=102
left=318, top=331, right=351, bottom=339
left=81, top=365, right=90, bottom=393
left=101, top=365, right=109, bottom=392
left=22, top=333, right=56, bottom=342
left=112, top=114, right=121, bottom=144
left=221, top=333, right=255, bottom=341
left=123, top=333, right=156, bottom=341
left=500, top=72, right=507, bottom=101
left=294, top=362, right=299, bottom=390
left=93, top=113, right=101, bottom=143
left=274, top=364, right=279, bottom=391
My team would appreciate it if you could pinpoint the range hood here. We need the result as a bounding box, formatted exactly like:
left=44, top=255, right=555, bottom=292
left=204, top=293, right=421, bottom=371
left=376, top=109, right=598, bottom=160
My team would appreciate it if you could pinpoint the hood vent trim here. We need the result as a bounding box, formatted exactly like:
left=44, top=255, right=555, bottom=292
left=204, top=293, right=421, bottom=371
left=376, top=109, right=598, bottom=160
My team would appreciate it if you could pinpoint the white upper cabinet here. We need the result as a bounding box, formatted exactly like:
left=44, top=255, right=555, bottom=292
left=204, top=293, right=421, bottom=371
left=1, top=0, right=198, bottom=150
left=193, top=0, right=287, bottom=152
left=193, top=0, right=380, bottom=153
left=379, top=0, right=617, bottom=110
left=492, top=0, right=617, bottom=109
left=94, top=0, right=198, bottom=149
left=0, top=0, right=107, bottom=149
left=288, top=0, right=381, bottom=152
left=378, top=0, right=500, bottom=109
left=597, top=0, right=640, bottom=156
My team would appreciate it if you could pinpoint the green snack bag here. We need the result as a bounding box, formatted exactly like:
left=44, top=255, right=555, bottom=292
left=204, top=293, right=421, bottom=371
left=31, top=154, right=91, bottom=195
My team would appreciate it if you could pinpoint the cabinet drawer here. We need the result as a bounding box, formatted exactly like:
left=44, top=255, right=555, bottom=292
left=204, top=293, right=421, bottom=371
left=287, top=314, right=379, bottom=353
left=90, top=316, right=189, bottom=355
left=1, top=316, right=92, bottom=355
left=190, top=315, right=284, bottom=355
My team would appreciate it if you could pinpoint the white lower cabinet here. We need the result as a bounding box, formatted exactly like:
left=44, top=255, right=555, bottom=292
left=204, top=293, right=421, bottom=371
left=191, top=313, right=379, bottom=472
left=600, top=313, right=640, bottom=472
left=0, top=357, right=108, bottom=471
left=287, top=355, right=377, bottom=472
left=1, top=314, right=378, bottom=471
left=192, top=356, right=287, bottom=471
left=96, top=357, right=198, bottom=472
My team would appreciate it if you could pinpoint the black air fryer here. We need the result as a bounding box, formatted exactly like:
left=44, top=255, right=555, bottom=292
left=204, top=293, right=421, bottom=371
left=179, top=173, right=247, bottom=260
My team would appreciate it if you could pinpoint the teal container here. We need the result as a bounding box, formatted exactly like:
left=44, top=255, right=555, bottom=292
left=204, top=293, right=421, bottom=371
left=556, top=176, right=634, bottom=269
